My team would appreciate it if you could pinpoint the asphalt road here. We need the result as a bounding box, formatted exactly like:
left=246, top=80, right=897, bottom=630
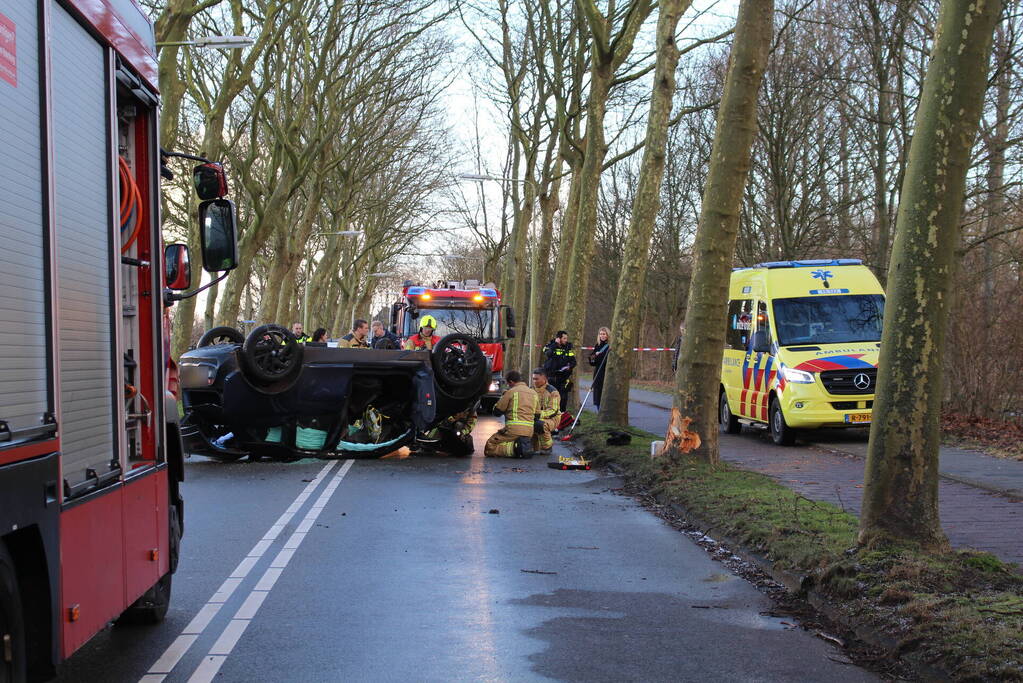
left=56, top=417, right=877, bottom=682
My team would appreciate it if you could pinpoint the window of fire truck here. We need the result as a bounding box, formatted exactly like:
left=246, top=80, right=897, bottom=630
left=406, top=305, right=496, bottom=341
left=116, top=69, right=161, bottom=474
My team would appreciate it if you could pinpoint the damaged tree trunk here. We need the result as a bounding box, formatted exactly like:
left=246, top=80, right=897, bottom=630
left=665, top=0, right=773, bottom=464
left=859, top=0, right=1002, bottom=551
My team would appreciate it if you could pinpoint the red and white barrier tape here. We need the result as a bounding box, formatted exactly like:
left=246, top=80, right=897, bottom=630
left=523, top=344, right=676, bottom=352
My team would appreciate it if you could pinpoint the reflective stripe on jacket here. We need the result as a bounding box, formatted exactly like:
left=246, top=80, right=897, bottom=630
left=494, top=383, right=536, bottom=437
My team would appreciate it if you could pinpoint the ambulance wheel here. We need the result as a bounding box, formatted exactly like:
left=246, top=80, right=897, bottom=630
left=241, top=324, right=303, bottom=386
left=117, top=504, right=179, bottom=625
left=719, top=389, right=741, bottom=435
left=769, top=398, right=796, bottom=446
left=197, top=325, right=244, bottom=347
left=431, top=334, right=487, bottom=389
left=0, top=544, right=27, bottom=683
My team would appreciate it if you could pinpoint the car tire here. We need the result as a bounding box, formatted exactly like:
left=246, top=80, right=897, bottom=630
left=197, top=326, right=244, bottom=347
left=0, top=543, right=27, bottom=683
left=769, top=397, right=796, bottom=446
left=431, top=334, right=488, bottom=390
left=720, top=389, right=741, bottom=434
left=240, top=324, right=303, bottom=387
left=116, top=503, right=179, bottom=625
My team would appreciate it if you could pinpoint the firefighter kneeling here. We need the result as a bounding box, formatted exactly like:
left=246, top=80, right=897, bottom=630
left=531, top=368, right=560, bottom=454
left=484, top=371, right=536, bottom=458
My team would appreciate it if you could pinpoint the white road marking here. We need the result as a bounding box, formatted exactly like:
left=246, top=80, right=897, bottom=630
left=141, top=460, right=339, bottom=682
left=182, top=604, right=222, bottom=635
left=186, top=655, right=226, bottom=683
left=184, top=460, right=355, bottom=681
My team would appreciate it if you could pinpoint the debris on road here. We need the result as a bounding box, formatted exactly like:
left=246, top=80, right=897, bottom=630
left=521, top=569, right=558, bottom=575
left=488, top=509, right=500, bottom=514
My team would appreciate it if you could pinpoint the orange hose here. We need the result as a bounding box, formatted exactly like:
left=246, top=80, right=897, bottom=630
left=119, top=156, right=144, bottom=254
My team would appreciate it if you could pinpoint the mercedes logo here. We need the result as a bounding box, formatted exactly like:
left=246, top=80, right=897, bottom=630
left=853, top=373, right=872, bottom=390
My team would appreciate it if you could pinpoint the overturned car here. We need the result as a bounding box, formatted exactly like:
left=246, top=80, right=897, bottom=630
left=178, top=324, right=488, bottom=461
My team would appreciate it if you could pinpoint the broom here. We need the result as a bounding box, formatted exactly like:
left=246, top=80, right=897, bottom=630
left=560, top=346, right=608, bottom=442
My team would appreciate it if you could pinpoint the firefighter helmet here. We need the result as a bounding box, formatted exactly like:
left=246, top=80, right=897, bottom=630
left=420, top=315, right=437, bottom=329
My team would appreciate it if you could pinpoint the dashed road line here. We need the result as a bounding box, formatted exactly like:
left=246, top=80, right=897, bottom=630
left=140, top=460, right=339, bottom=681
left=185, top=460, right=355, bottom=683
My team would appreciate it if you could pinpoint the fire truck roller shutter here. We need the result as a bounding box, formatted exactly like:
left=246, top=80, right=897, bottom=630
left=52, top=6, right=116, bottom=491
left=0, top=2, right=51, bottom=434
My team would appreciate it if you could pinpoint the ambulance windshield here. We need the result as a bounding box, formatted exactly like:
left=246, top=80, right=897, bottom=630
left=772, top=295, right=884, bottom=346
left=406, top=306, right=495, bottom=340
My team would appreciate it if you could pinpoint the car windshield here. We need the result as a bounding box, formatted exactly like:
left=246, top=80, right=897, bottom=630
left=406, top=306, right=495, bottom=339
left=772, top=295, right=885, bottom=346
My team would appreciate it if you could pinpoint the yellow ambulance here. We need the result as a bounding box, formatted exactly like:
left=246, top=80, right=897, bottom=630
left=719, top=259, right=885, bottom=445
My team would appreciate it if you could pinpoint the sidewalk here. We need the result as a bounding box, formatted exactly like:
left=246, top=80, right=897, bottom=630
left=582, top=379, right=1023, bottom=566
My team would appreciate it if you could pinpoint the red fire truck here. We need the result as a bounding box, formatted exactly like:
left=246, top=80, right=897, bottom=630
left=391, top=280, right=516, bottom=408
left=0, top=2, right=236, bottom=680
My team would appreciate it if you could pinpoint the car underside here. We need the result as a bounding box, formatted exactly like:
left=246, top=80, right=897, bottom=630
left=178, top=325, right=489, bottom=461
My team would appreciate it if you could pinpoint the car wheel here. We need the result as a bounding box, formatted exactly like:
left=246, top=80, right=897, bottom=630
left=117, top=504, right=179, bottom=625
left=720, top=389, right=741, bottom=435
left=769, top=398, right=796, bottom=446
left=197, top=326, right=244, bottom=347
left=431, top=334, right=488, bottom=389
left=240, top=324, right=304, bottom=386
left=0, top=543, right=27, bottom=683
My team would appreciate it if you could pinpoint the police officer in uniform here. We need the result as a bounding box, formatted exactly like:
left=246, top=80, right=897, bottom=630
left=484, top=371, right=536, bottom=458
left=404, top=315, right=439, bottom=350
left=291, top=322, right=312, bottom=343
left=339, top=319, right=370, bottom=348
left=531, top=368, right=561, bottom=454
left=543, top=330, right=576, bottom=412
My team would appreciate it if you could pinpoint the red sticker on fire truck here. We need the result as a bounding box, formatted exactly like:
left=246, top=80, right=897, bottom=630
left=0, top=13, right=15, bottom=87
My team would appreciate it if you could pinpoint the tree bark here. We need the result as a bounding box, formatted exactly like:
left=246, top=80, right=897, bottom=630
left=600, top=0, right=690, bottom=425
left=666, top=0, right=773, bottom=464
left=859, top=0, right=1002, bottom=550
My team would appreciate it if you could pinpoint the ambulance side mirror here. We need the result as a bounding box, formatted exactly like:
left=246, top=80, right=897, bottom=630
left=164, top=244, right=192, bottom=291
left=199, top=199, right=239, bottom=273
left=752, top=330, right=771, bottom=354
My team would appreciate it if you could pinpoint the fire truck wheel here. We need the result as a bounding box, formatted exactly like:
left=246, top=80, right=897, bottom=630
left=116, top=504, right=180, bottom=625
left=240, top=324, right=304, bottom=387
left=431, top=334, right=487, bottom=390
left=0, top=544, right=27, bottom=683
left=197, top=326, right=244, bottom=347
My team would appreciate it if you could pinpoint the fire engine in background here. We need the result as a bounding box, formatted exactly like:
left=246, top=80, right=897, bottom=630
left=0, top=2, right=237, bottom=680
left=391, top=280, right=515, bottom=409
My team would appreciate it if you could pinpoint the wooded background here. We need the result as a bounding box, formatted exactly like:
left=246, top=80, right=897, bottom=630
left=151, top=0, right=1023, bottom=424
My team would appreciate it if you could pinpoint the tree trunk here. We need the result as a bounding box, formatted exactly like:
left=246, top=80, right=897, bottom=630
left=859, top=0, right=1001, bottom=550
left=544, top=162, right=582, bottom=341
left=666, top=0, right=773, bottom=464
left=600, top=0, right=688, bottom=425
left=527, top=158, right=564, bottom=373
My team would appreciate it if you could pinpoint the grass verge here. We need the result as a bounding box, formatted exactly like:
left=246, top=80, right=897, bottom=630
left=574, top=412, right=1023, bottom=681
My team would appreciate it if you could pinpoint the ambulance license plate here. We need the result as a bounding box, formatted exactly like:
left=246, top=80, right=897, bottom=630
left=845, top=413, right=871, bottom=424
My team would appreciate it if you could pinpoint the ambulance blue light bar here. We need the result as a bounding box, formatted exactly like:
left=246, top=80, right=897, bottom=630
left=756, top=259, right=862, bottom=269
left=407, top=286, right=426, bottom=295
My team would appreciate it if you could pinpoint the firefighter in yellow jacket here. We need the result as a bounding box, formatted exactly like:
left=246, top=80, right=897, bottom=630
left=531, top=368, right=561, bottom=454
left=404, top=315, right=439, bottom=350
left=484, top=371, right=536, bottom=458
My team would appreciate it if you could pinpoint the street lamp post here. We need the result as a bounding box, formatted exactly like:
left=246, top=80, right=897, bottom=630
left=156, top=36, right=255, bottom=49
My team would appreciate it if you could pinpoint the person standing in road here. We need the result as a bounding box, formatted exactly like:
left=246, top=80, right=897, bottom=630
left=589, top=326, right=610, bottom=411
left=531, top=368, right=561, bottom=454
left=484, top=371, right=537, bottom=458
left=370, top=320, right=400, bottom=348
left=291, top=322, right=312, bottom=343
left=339, top=320, right=370, bottom=348
left=543, top=331, right=576, bottom=412
left=404, top=315, right=439, bottom=350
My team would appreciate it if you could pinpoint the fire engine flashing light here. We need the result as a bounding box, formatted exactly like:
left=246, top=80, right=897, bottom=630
left=472, top=294, right=485, bottom=302
left=421, top=293, right=432, bottom=300
left=408, top=286, right=426, bottom=295
left=481, top=288, right=497, bottom=297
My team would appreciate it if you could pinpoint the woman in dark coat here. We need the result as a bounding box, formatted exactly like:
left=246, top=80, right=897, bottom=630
left=589, top=326, right=610, bottom=410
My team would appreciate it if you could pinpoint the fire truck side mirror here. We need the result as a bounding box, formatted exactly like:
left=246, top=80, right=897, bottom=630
left=164, top=244, right=192, bottom=291
left=501, top=305, right=516, bottom=330
left=506, top=327, right=516, bottom=338
left=199, top=199, right=239, bottom=273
